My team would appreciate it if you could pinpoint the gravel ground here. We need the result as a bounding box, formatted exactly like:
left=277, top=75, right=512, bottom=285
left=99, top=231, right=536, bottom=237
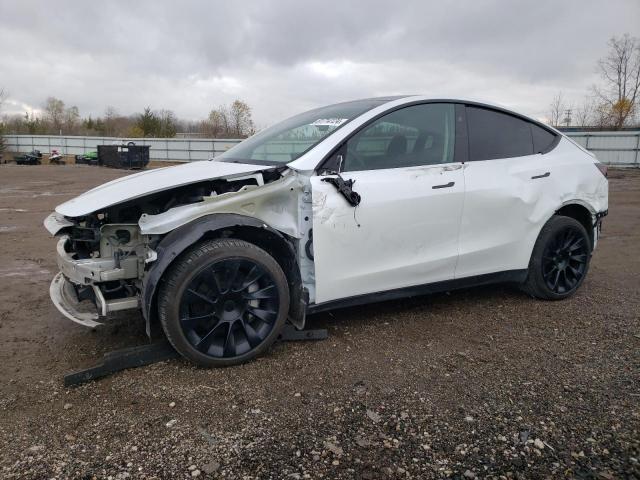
left=0, top=164, right=638, bottom=480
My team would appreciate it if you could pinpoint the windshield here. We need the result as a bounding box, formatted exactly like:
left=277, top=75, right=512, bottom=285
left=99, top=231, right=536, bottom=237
left=218, top=97, right=403, bottom=165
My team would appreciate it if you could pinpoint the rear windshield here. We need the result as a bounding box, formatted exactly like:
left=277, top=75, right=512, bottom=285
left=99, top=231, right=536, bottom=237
left=218, top=98, right=401, bottom=165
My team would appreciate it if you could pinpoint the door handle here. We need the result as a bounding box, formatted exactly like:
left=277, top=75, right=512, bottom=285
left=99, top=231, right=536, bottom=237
left=432, top=181, right=455, bottom=189
left=531, top=172, right=550, bottom=180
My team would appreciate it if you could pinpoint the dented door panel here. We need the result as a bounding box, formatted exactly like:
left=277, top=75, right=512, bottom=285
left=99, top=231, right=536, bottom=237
left=456, top=138, right=608, bottom=279
left=311, top=164, right=464, bottom=304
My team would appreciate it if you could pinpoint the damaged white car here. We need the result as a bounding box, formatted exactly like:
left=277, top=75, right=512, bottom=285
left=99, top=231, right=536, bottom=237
left=44, top=96, right=609, bottom=366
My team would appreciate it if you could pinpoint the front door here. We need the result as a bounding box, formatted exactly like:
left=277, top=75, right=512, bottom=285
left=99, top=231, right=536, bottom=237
left=310, top=103, right=465, bottom=304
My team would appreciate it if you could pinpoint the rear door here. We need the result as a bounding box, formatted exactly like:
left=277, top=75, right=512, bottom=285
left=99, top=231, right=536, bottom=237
left=456, top=105, right=559, bottom=278
left=310, top=103, right=466, bottom=304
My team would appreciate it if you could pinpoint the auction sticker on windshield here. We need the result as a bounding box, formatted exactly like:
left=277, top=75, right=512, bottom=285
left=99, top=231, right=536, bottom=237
left=310, top=118, right=348, bottom=127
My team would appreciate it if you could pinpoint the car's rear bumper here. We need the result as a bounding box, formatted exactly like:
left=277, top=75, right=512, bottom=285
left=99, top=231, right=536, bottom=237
left=593, top=209, right=608, bottom=250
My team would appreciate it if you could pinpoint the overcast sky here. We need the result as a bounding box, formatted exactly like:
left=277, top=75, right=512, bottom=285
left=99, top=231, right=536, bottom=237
left=1, top=0, right=639, bottom=127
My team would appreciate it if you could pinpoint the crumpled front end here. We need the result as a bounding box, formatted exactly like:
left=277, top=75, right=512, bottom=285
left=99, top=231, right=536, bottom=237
left=46, top=213, right=151, bottom=327
left=43, top=163, right=308, bottom=330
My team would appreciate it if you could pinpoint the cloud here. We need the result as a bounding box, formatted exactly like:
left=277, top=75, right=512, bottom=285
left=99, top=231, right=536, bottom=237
left=0, top=0, right=638, bottom=125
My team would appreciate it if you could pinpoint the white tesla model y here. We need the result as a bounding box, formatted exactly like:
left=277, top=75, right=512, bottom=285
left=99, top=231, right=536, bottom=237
left=45, top=96, right=609, bottom=366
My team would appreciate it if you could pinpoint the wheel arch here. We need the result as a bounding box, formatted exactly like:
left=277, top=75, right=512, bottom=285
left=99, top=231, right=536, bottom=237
left=142, top=213, right=303, bottom=337
left=554, top=201, right=595, bottom=249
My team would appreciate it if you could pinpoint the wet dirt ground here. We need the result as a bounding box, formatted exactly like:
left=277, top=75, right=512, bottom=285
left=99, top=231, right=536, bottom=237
left=0, top=164, right=638, bottom=479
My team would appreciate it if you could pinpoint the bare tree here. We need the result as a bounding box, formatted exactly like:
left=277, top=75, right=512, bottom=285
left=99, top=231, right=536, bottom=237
left=63, top=105, right=80, bottom=132
left=230, top=99, right=254, bottom=137
left=217, top=105, right=231, bottom=135
left=157, top=109, right=177, bottom=137
left=208, top=105, right=231, bottom=137
left=548, top=92, right=566, bottom=127
left=206, top=100, right=254, bottom=138
left=44, top=97, right=65, bottom=133
left=574, top=96, right=595, bottom=127
left=593, top=34, right=640, bottom=129
left=104, top=106, right=118, bottom=136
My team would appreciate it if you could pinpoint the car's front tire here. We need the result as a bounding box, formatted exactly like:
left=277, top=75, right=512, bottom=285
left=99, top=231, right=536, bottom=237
left=158, top=238, right=290, bottom=367
left=522, top=215, right=591, bottom=300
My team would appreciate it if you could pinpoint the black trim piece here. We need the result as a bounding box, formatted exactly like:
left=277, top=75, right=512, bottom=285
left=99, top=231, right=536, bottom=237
left=432, top=181, right=455, bottom=189
left=321, top=176, right=361, bottom=206
left=306, top=269, right=528, bottom=314
left=540, top=134, right=561, bottom=155
left=531, top=172, right=550, bottom=179
left=454, top=103, right=469, bottom=164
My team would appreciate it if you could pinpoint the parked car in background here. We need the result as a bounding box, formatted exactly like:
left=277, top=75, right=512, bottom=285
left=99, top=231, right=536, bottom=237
left=44, top=96, right=609, bottom=366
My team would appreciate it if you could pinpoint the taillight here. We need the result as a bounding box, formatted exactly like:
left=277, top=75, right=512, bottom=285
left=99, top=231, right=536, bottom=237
left=594, top=162, right=608, bottom=178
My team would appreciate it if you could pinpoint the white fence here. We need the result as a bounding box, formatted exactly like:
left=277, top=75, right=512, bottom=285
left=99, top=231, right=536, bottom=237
left=564, top=131, right=640, bottom=167
left=3, top=135, right=242, bottom=161
left=3, top=131, right=640, bottom=166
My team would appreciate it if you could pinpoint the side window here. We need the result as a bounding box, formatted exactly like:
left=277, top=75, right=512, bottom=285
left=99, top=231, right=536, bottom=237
left=466, top=106, right=533, bottom=161
left=342, top=103, right=456, bottom=172
left=531, top=123, right=557, bottom=153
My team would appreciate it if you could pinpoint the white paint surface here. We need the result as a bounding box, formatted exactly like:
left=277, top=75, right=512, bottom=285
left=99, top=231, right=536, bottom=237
left=311, top=163, right=465, bottom=303
left=54, top=160, right=273, bottom=217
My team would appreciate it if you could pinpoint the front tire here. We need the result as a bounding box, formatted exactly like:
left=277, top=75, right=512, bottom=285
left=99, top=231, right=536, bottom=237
left=522, top=216, right=591, bottom=300
left=158, top=239, right=290, bottom=367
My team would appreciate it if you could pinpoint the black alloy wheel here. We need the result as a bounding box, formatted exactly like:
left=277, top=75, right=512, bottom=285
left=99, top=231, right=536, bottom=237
left=158, top=239, right=289, bottom=367
left=522, top=215, right=591, bottom=300
left=541, top=227, right=589, bottom=294
left=179, top=258, right=279, bottom=357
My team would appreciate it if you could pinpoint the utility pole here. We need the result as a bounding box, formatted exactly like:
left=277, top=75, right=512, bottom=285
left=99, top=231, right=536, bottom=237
left=563, top=108, right=572, bottom=127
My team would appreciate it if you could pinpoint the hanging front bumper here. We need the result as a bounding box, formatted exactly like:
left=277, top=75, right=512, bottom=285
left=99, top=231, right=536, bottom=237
left=49, top=272, right=141, bottom=328
left=49, top=235, right=141, bottom=327
left=49, top=272, right=103, bottom=328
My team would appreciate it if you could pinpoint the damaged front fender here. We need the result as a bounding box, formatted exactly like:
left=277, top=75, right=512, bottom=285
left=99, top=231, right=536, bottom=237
left=138, top=172, right=304, bottom=237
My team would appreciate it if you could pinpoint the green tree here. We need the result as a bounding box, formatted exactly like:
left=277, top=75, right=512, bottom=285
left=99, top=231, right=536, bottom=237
left=136, top=107, right=160, bottom=137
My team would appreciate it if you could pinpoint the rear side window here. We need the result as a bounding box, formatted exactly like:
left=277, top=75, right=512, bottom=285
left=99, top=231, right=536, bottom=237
left=466, top=106, right=534, bottom=161
left=531, top=124, right=557, bottom=153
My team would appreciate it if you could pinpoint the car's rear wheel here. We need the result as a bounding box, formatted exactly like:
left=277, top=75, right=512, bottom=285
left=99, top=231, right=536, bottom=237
left=158, top=239, right=289, bottom=367
left=522, top=215, right=591, bottom=300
